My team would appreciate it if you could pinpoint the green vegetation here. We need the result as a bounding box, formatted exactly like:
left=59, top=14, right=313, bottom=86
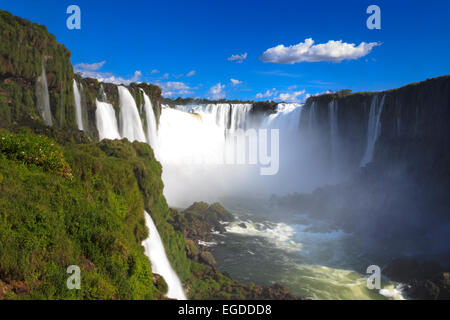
left=0, top=130, right=259, bottom=300
left=0, top=131, right=160, bottom=299
left=0, top=10, right=76, bottom=129
left=0, top=131, right=72, bottom=179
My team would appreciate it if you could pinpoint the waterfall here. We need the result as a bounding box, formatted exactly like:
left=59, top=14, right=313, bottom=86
left=118, top=86, right=147, bottom=143
left=35, top=64, right=53, bottom=126
left=73, top=80, right=84, bottom=131
left=142, top=211, right=186, bottom=300
left=95, top=100, right=121, bottom=140
left=329, top=100, right=339, bottom=178
left=263, top=103, right=302, bottom=130
left=142, top=91, right=159, bottom=155
left=229, top=104, right=253, bottom=133
left=360, top=95, right=386, bottom=167
left=308, top=101, right=317, bottom=134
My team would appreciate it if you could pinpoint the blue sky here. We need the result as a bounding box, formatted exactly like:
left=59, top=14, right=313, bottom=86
left=1, top=0, right=450, bottom=101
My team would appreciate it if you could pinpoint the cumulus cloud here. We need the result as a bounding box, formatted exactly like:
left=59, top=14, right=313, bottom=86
left=227, top=53, right=247, bottom=63
left=209, top=83, right=226, bottom=100
left=158, top=81, right=193, bottom=97
left=255, top=88, right=277, bottom=99
left=277, top=90, right=306, bottom=102
left=150, top=69, right=160, bottom=75
left=230, top=78, right=242, bottom=86
left=260, top=38, right=381, bottom=64
left=74, top=61, right=106, bottom=72
left=186, top=70, right=196, bottom=77
left=74, top=61, right=142, bottom=85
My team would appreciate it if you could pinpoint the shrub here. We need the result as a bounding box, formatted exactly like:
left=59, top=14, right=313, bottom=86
left=0, top=132, right=72, bottom=179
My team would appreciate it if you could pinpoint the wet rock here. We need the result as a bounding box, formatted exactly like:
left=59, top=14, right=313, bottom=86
left=384, top=258, right=450, bottom=300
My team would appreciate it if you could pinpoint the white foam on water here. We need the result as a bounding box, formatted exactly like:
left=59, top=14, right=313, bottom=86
left=198, top=240, right=218, bottom=247
left=225, top=220, right=302, bottom=252
left=379, top=284, right=406, bottom=300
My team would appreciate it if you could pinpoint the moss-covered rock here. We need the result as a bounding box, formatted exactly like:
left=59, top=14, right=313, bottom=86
left=0, top=10, right=75, bottom=130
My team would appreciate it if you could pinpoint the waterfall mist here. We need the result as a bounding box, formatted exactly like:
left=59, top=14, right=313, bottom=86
left=156, top=103, right=335, bottom=207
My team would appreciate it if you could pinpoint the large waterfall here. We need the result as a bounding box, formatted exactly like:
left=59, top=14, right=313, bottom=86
left=73, top=80, right=84, bottom=131
left=35, top=64, right=53, bottom=126
left=118, top=86, right=147, bottom=143
left=142, top=211, right=186, bottom=300
left=156, top=102, right=322, bottom=206
left=142, top=91, right=158, bottom=155
left=360, top=95, right=386, bottom=167
left=95, top=100, right=121, bottom=140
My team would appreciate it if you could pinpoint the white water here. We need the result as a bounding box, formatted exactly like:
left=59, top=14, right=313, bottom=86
left=95, top=100, right=121, bottom=140
left=142, top=91, right=159, bottom=155
left=225, top=219, right=302, bottom=252
left=156, top=103, right=316, bottom=206
left=142, top=211, right=186, bottom=300
left=157, top=104, right=257, bottom=206
left=73, top=80, right=84, bottom=131
left=360, top=95, right=386, bottom=167
left=118, top=86, right=147, bottom=143
left=262, top=103, right=302, bottom=130
left=329, top=100, right=339, bottom=179
left=308, top=101, right=317, bottom=134
left=35, top=64, right=53, bottom=126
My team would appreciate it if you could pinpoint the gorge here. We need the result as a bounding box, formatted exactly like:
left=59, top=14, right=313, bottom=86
left=1, top=9, right=450, bottom=300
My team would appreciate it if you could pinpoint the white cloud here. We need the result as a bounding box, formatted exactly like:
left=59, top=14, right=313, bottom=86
left=74, top=61, right=143, bottom=85
left=158, top=81, right=193, bottom=97
left=277, top=90, right=306, bottom=102
left=74, top=61, right=106, bottom=72
left=255, top=88, right=277, bottom=99
left=230, top=78, right=242, bottom=86
left=186, top=70, right=196, bottom=77
left=209, top=83, right=226, bottom=100
left=260, top=38, right=381, bottom=64
left=227, top=53, right=247, bottom=63
left=150, top=69, right=160, bottom=74
left=161, top=73, right=169, bottom=79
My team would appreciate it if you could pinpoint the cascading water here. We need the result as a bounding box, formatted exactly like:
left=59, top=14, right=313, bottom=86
left=73, top=80, right=84, bottom=131
left=142, top=211, right=186, bottom=300
left=118, top=86, right=147, bottom=143
left=360, top=95, right=386, bottom=167
left=329, top=100, right=339, bottom=179
left=142, top=91, right=159, bottom=155
left=35, top=64, right=53, bottom=126
left=229, top=104, right=253, bottom=133
left=95, top=100, right=121, bottom=140
left=308, top=101, right=317, bottom=134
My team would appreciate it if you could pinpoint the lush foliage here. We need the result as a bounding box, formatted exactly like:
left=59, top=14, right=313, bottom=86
left=0, top=10, right=76, bottom=129
left=0, top=132, right=160, bottom=299
left=0, top=132, right=72, bottom=179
